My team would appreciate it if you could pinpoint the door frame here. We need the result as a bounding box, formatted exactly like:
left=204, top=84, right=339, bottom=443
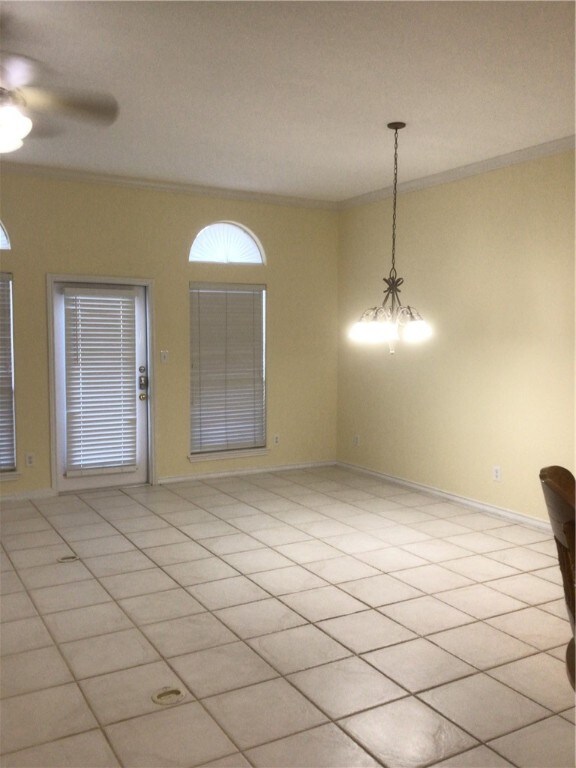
left=47, top=274, right=156, bottom=492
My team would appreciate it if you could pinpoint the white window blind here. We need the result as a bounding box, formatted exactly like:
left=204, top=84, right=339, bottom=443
left=0, top=221, right=11, bottom=250
left=64, top=287, right=137, bottom=475
left=189, top=222, right=264, bottom=264
left=190, top=283, right=265, bottom=454
left=0, top=273, right=16, bottom=471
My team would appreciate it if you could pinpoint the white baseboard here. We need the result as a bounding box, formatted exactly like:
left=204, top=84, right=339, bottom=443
left=336, top=461, right=552, bottom=533
left=158, top=460, right=335, bottom=485
left=1, top=460, right=552, bottom=534
left=0, top=487, right=58, bottom=501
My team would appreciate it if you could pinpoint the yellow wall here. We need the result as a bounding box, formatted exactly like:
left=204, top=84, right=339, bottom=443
left=338, top=152, right=575, bottom=520
left=0, top=173, right=339, bottom=493
left=1, top=151, right=574, bottom=522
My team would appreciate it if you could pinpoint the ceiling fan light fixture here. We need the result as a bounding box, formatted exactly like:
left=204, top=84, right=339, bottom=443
left=0, top=134, right=23, bottom=153
left=0, top=101, right=32, bottom=153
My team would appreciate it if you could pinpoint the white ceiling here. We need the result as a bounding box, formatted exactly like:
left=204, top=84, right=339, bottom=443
left=2, top=1, right=574, bottom=205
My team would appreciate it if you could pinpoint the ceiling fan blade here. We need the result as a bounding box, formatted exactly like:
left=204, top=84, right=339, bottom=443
left=0, top=51, right=41, bottom=90
left=20, top=86, right=119, bottom=125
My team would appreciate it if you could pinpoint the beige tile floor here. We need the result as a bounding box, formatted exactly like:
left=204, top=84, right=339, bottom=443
left=0, top=466, right=574, bottom=768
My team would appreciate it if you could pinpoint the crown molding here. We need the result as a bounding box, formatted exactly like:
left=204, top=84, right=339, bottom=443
left=0, top=162, right=339, bottom=211
left=2, top=134, right=573, bottom=211
left=342, top=135, right=575, bottom=209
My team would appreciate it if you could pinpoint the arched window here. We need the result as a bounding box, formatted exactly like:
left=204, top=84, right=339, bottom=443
left=0, top=221, right=11, bottom=250
left=189, top=221, right=265, bottom=264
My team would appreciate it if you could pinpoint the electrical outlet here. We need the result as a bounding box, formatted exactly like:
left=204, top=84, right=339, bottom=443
left=353, top=435, right=360, bottom=447
left=273, top=435, right=280, bottom=446
left=492, top=465, right=502, bottom=482
left=25, top=453, right=35, bottom=468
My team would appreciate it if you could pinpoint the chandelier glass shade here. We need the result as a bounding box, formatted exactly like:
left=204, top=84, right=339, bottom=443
left=349, top=122, right=432, bottom=354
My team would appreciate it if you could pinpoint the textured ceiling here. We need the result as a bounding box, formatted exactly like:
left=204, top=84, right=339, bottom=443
left=1, top=1, right=574, bottom=204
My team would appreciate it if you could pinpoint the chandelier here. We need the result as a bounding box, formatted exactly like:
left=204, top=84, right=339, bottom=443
left=349, top=122, right=432, bottom=354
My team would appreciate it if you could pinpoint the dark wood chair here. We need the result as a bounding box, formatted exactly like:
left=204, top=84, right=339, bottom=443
left=539, top=465, right=575, bottom=690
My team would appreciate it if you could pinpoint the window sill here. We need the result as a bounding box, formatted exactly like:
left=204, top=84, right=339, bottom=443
left=188, top=447, right=269, bottom=463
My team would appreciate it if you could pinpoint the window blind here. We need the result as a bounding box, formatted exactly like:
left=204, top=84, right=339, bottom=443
left=190, top=283, right=265, bottom=454
left=189, top=222, right=264, bottom=264
left=64, top=287, right=137, bottom=475
left=0, top=273, right=16, bottom=471
left=0, top=221, right=11, bottom=250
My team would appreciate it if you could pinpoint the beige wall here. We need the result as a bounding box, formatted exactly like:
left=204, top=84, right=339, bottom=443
left=338, top=151, right=575, bottom=520
left=2, top=151, right=574, bottom=522
left=0, top=172, right=339, bottom=494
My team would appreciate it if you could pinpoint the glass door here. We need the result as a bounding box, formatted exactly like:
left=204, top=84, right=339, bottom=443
left=52, top=282, right=149, bottom=491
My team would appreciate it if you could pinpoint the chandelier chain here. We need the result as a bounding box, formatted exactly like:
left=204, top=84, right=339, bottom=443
left=390, top=126, right=399, bottom=278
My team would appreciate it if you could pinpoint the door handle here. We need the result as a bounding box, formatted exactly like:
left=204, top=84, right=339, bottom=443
left=138, top=375, right=148, bottom=391
left=139, top=393, right=147, bottom=401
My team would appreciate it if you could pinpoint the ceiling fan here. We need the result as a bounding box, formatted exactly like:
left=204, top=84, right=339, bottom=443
left=0, top=51, right=118, bottom=153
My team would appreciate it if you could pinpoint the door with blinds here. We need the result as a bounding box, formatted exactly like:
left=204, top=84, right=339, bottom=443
left=52, top=282, right=149, bottom=491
